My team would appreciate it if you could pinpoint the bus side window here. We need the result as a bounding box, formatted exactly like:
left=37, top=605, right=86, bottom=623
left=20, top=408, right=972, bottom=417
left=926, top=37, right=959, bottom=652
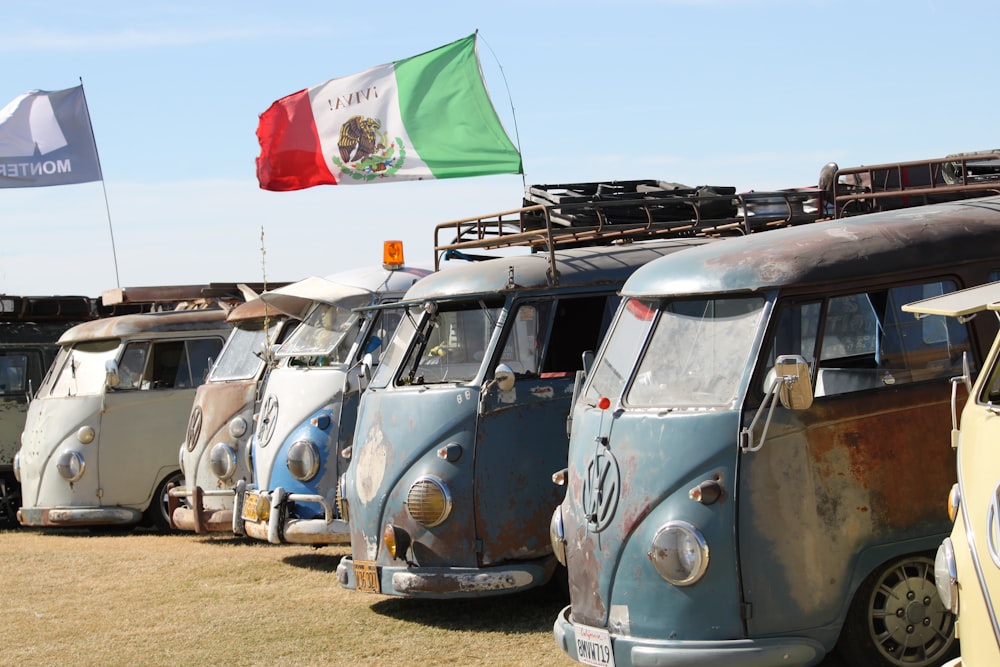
left=813, top=282, right=966, bottom=397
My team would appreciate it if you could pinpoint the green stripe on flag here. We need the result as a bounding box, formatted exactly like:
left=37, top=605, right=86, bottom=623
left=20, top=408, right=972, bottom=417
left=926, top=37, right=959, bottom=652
left=394, top=34, right=522, bottom=178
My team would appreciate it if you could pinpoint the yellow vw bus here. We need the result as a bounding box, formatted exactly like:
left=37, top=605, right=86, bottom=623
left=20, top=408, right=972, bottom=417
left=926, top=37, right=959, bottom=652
left=904, top=281, right=1000, bottom=667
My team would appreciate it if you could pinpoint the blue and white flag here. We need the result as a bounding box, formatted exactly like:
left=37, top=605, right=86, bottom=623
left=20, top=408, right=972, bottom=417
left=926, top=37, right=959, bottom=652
left=0, top=85, right=102, bottom=188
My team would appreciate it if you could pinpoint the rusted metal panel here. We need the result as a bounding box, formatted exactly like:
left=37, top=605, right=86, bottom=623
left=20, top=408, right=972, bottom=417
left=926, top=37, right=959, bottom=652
left=56, top=309, right=228, bottom=343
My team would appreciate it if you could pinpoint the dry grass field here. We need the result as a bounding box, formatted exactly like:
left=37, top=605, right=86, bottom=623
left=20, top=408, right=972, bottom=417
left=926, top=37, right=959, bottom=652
left=0, top=528, right=572, bottom=667
left=0, top=527, right=853, bottom=667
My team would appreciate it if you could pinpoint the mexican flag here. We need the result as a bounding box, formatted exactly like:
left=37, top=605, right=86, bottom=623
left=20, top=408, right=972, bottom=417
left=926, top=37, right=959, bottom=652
left=255, top=33, right=522, bottom=191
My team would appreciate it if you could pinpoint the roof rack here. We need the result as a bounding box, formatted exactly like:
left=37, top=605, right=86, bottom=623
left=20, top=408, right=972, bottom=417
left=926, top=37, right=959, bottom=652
left=433, top=152, right=1000, bottom=276
left=100, top=282, right=290, bottom=312
left=0, top=295, right=96, bottom=322
left=827, top=151, right=1000, bottom=216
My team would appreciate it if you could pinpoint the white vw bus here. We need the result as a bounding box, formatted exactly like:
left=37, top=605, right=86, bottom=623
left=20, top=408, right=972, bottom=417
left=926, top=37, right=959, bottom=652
left=16, top=296, right=232, bottom=531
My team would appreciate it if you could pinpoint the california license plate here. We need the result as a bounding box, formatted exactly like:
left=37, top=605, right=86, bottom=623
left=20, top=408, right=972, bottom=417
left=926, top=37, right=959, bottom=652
left=354, top=560, right=381, bottom=593
left=574, top=623, right=615, bottom=667
left=241, top=491, right=265, bottom=522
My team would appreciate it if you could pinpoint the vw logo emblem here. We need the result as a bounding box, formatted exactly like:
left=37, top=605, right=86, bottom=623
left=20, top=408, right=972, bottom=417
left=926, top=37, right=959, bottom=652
left=582, top=448, right=620, bottom=533
left=257, top=394, right=279, bottom=447
left=988, top=482, right=1000, bottom=569
left=185, top=407, right=203, bottom=452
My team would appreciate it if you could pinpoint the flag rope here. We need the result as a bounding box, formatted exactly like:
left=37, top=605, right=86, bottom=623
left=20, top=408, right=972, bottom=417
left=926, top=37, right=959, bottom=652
left=476, top=30, right=526, bottom=189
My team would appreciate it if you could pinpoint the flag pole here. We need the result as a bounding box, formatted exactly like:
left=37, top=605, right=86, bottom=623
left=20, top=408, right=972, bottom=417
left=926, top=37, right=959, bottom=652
left=79, top=78, right=121, bottom=289
left=476, top=31, right=526, bottom=189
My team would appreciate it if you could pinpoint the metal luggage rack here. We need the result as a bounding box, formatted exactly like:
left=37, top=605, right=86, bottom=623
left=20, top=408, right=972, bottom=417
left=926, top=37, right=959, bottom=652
left=0, top=295, right=97, bottom=322
left=100, top=282, right=290, bottom=313
left=829, top=151, right=1000, bottom=217
left=433, top=181, right=825, bottom=271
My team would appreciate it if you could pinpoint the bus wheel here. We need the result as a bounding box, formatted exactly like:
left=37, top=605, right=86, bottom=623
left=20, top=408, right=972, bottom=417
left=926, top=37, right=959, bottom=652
left=146, top=470, right=184, bottom=532
left=0, top=473, right=21, bottom=529
left=837, top=554, right=958, bottom=667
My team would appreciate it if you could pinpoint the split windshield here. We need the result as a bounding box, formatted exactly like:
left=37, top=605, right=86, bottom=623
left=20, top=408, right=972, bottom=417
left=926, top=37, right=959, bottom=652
left=393, top=301, right=503, bottom=385
left=209, top=319, right=281, bottom=382
left=45, top=339, right=121, bottom=398
left=585, top=296, right=766, bottom=407
left=277, top=301, right=365, bottom=367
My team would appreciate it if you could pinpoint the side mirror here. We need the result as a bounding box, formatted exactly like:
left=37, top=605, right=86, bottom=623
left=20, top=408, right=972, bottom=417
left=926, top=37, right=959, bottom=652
left=363, top=336, right=382, bottom=365
left=775, top=355, right=813, bottom=410
left=360, top=352, right=374, bottom=387
left=582, top=350, right=595, bottom=375
left=494, top=364, right=515, bottom=392
left=105, top=359, right=121, bottom=388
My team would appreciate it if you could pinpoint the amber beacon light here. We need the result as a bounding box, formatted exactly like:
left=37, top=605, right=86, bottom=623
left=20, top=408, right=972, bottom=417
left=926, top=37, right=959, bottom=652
left=383, top=240, right=404, bottom=269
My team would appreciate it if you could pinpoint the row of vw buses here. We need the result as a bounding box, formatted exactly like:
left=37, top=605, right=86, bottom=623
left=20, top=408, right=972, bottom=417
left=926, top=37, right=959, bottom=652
left=10, top=152, right=1000, bottom=667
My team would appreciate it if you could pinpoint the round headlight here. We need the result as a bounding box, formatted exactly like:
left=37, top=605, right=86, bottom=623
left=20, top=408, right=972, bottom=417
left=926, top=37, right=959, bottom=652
left=935, top=538, right=959, bottom=614
left=13, top=452, right=21, bottom=482
left=209, top=442, right=238, bottom=480
left=406, top=476, right=452, bottom=527
left=77, top=425, right=96, bottom=445
left=228, top=416, right=248, bottom=439
left=550, top=507, right=566, bottom=566
left=286, top=440, right=320, bottom=481
left=648, top=520, right=709, bottom=586
left=56, top=450, right=86, bottom=483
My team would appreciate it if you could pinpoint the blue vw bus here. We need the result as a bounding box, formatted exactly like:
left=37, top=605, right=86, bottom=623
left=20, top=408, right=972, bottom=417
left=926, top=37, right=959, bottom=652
left=335, top=178, right=844, bottom=599
left=551, top=190, right=1000, bottom=667
left=233, top=244, right=430, bottom=545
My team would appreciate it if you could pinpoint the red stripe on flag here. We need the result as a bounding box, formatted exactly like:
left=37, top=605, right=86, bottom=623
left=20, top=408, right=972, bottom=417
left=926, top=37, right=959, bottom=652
left=255, top=89, right=337, bottom=191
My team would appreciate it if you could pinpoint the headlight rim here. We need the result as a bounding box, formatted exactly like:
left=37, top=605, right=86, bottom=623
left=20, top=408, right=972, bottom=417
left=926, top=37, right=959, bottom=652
left=648, top=519, right=710, bottom=586
left=286, top=439, right=321, bottom=482
left=209, top=442, right=238, bottom=481
left=56, top=450, right=86, bottom=483
left=406, top=475, right=452, bottom=527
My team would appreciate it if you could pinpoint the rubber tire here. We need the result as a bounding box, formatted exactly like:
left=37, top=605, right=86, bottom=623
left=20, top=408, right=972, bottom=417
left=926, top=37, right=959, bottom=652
left=0, top=473, right=21, bottom=529
left=836, top=554, right=959, bottom=667
left=145, top=470, right=183, bottom=532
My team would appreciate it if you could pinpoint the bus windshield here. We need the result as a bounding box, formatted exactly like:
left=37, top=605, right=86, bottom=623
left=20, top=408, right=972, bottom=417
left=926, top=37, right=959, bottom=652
left=397, top=301, right=502, bottom=385
left=277, top=302, right=363, bottom=366
left=209, top=320, right=281, bottom=382
left=587, top=296, right=766, bottom=408
left=45, top=339, right=121, bottom=398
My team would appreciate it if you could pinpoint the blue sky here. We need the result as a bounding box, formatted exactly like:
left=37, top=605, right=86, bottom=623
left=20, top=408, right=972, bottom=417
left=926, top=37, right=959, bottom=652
left=2, top=0, right=995, bottom=297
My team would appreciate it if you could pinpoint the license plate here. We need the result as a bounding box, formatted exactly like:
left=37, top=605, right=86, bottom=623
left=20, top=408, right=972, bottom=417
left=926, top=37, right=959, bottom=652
left=241, top=491, right=267, bottom=522
left=574, top=623, right=615, bottom=667
left=354, top=560, right=381, bottom=593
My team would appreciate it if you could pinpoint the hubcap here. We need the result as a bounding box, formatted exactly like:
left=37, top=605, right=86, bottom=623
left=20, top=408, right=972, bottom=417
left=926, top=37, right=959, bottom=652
left=868, top=557, right=955, bottom=666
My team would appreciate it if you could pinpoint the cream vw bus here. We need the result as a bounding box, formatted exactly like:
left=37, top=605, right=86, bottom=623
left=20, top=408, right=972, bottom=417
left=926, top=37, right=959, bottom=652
left=16, top=293, right=232, bottom=531
left=904, top=281, right=1000, bottom=667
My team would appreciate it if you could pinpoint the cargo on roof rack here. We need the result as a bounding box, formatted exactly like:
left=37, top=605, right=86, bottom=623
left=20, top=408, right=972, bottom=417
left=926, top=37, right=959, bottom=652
left=433, top=151, right=1000, bottom=273
left=100, top=282, right=290, bottom=310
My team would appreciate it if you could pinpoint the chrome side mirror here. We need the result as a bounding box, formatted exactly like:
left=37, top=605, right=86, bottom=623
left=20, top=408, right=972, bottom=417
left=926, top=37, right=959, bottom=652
left=104, top=359, right=121, bottom=388
left=775, top=355, right=813, bottom=410
left=494, top=364, right=515, bottom=392
left=360, top=352, right=374, bottom=388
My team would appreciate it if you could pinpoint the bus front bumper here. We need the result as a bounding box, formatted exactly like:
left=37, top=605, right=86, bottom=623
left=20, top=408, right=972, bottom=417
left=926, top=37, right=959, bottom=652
left=233, top=482, right=348, bottom=545
left=553, top=605, right=826, bottom=667
left=17, top=506, right=142, bottom=528
left=336, top=555, right=556, bottom=599
left=168, top=485, right=234, bottom=534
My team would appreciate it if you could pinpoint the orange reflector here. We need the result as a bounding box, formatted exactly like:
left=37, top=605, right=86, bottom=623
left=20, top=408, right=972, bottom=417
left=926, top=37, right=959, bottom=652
left=383, top=240, right=404, bottom=268
left=598, top=397, right=611, bottom=410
